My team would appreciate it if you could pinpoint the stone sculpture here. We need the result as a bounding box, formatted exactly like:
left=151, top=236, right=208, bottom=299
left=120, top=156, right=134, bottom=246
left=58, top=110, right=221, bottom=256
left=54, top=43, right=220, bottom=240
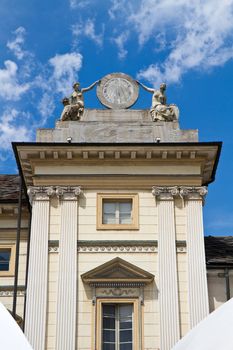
left=60, top=80, right=100, bottom=121
left=137, top=81, right=179, bottom=122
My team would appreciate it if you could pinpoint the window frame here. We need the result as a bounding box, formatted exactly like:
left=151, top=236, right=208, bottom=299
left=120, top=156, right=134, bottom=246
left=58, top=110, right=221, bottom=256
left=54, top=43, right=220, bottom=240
left=0, top=243, right=16, bottom=276
left=97, top=194, right=139, bottom=230
left=96, top=298, right=139, bottom=350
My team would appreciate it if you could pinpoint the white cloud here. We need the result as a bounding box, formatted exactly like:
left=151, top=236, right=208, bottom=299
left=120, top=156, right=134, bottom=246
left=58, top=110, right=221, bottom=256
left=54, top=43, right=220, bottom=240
left=70, top=0, right=90, bottom=9
left=0, top=109, right=32, bottom=160
left=0, top=60, right=30, bottom=100
left=49, top=52, right=83, bottom=95
left=108, top=0, right=233, bottom=85
left=112, top=31, right=129, bottom=60
left=37, top=93, right=56, bottom=124
left=7, top=26, right=27, bottom=60
left=108, top=0, right=130, bottom=20
left=72, top=19, right=104, bottom=47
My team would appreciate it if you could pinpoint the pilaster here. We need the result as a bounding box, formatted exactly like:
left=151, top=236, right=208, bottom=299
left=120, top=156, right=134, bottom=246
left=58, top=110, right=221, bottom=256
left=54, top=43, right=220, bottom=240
left=152, top=186, right=180, bottom=350
left=25, top=187, right=54, bottom=350
left=55, top=186, right=82, bottom=350
left=180, top=186, right=209, bottom=328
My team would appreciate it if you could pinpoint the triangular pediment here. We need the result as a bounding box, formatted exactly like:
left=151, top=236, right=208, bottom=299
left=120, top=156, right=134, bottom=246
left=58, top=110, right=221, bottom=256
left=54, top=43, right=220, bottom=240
left=81, top=257, right=154, bottom=284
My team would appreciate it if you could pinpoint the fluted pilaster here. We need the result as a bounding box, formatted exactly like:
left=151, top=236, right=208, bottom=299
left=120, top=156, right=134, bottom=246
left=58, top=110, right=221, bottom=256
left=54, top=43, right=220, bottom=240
left=152, top=186, right=180, bottom=350
left=55, top=186, right=82, bottom=350
left=25, top=187, right=53, bottom=350
left=181, top=186, right=209, bottom=328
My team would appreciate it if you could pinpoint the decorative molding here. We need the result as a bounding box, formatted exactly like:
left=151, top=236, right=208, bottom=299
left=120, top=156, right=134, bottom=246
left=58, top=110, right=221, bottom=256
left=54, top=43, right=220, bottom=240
left=152, top=186, right=179, bottom=200
left=56, top=186, right=82, bottom=200
left=0, top=285, right=25, bottom=297
left=90, top=282, right=145, bottom=288
left=99, top=288, right=138, bottom=297
left=77, top=245, right=157, bottom=253
left=27, top=186, right=56, bottom=204
left=27, top=186, right=82, bottom=204
left=47, top=240, right=186, bottom=253
left=152, top=186, right=208, bottom=204
left=48, top=246, right=59, bottom=253
left=179, top=186, right=208, bottom=203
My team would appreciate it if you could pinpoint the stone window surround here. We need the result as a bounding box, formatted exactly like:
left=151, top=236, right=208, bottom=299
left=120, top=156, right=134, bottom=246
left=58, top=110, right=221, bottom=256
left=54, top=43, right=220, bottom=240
left=97, top=193, right=139, bottom=230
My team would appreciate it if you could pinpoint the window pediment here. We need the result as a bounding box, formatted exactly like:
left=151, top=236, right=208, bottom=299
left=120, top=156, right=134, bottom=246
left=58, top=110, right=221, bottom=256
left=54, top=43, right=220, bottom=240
left=81, top=257, right=154, bottom=286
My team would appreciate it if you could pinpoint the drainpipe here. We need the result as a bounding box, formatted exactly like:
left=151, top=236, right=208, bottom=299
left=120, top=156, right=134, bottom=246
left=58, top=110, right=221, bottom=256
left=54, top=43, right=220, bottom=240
left=224, top=267, right=231, bottom=301
left=12, top=176, right=22, bottom=319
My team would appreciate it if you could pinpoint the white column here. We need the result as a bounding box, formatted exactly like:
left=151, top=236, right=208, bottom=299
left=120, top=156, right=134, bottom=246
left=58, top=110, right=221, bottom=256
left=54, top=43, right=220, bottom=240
left=152, top=187, right=180, bottom=350
left=55, top=186, right=82, bottom=350
left=180, top=186, right=209, bottom=328
left=25, top=187, right=54, bottom=350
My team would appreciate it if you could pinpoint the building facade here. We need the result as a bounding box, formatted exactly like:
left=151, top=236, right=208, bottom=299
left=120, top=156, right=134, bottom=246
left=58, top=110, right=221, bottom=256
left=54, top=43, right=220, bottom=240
left=0, top=73, right=232, bottom=350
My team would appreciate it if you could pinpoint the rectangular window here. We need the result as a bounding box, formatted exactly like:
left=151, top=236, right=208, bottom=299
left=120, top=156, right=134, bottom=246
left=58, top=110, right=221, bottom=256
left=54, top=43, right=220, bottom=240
left=96, top=299, right=139, bottom=350
left=97, top=194, right=139, bottom=230
left=102, top=304, right=133, bottom=350
left=0, top=244, right=16, bottom=276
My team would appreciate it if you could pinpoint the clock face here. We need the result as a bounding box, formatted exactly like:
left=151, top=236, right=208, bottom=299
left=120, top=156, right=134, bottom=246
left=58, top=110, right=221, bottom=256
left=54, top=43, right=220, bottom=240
left=97, top=73, right=139, bottom=109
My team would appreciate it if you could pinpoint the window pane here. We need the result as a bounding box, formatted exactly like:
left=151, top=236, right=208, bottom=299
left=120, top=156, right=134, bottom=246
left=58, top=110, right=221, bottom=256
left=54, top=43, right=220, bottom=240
left=120, top=330, right=132, bottom=342
left=0, top=250, right=10, bottom=271
left=119, top=202, right=132, bottom=224
left=103, top=317, right=115, bottom=329
left=103, top=330, right=115, bottom=342
left=103, top=213, right=116, bottom=224
left=102, top=305, right=116, bottom=349
left=103, top=344, right=115, bottom=350
left=119, top=202, right=132, bottom=213
left=103, top=304, right=115, bottom=316
left=103, top=202, right=117, bottom=214
left=103, top=202, right=117, bottom=224
left=120, top=343, right=132, bottom=350
left=119, top=304, right=132, bottom=318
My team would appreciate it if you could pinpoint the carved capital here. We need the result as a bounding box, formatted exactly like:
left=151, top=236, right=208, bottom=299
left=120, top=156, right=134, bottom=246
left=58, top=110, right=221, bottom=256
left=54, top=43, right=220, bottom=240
left=179, top=186, right=208, bottom=203
left=27, top=186, right=56, bottom=204
left=152, top=186, right=179, bottom=200
left=56, top=186, right=82, bottom=200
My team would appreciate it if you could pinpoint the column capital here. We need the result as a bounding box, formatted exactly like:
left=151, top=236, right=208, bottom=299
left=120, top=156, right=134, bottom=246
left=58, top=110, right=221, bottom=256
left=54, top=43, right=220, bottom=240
left=179, top=186, right=208, bottom=203
left=152, top=186, right=179, bottom=200
left=56, top=186, right=82, bottom=200
left=27, top=186, right=56, bottom=204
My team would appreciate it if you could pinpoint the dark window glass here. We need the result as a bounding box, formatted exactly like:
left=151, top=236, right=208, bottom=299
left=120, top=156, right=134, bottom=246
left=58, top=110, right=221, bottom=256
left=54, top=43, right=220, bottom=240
left=0, top=250, right=11, bottom=271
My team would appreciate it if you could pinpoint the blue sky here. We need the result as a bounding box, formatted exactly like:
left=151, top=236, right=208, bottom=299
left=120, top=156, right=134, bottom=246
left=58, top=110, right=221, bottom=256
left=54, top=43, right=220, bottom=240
left=0, top=0, right=233, bottom=235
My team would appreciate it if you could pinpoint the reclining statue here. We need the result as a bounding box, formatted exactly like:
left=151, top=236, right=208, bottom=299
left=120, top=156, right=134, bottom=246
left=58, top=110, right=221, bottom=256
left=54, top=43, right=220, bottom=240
left=137, top=81, right=179, bottom=122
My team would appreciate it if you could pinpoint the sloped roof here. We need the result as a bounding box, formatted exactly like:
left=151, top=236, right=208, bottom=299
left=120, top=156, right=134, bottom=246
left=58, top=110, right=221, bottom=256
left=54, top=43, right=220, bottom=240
left=0, top=175, right=21, bottom=202
left=205, top=236, right=233, bottom=266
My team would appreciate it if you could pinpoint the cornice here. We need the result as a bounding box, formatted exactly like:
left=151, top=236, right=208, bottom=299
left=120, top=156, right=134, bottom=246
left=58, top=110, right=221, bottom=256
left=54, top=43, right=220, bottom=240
left=13, top=142, right=221, bottom=187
